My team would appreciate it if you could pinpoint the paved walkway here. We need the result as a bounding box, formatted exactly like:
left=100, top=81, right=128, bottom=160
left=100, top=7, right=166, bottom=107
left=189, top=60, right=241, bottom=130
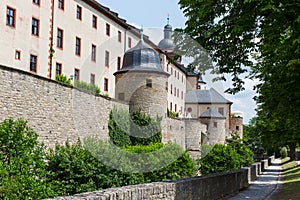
left=227, top=159, right=282, bottom=200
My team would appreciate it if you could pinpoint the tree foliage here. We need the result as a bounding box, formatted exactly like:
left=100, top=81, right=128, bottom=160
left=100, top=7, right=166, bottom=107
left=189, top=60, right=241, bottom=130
left=198, top=134, right=254, bottom=175
left=0, top=119, right=51, bottom=199
left=177, top=0, right=300, bottom=159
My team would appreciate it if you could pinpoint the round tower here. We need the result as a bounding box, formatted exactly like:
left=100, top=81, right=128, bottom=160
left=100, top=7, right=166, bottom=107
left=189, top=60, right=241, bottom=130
left=114, top=37, right=169, bottom=118
left=158, top=17, right=175, bottom=53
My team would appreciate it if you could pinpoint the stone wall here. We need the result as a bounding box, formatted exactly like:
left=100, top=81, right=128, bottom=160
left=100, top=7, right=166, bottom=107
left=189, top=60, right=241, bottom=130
left=0, top=65, right=128, bottom=148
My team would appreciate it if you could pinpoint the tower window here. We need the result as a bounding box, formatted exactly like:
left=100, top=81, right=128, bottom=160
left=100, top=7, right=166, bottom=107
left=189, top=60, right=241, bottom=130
left=75, top=37, right=81, bottom=56
left=91, top=44, right=96, bottom=61
left=30, top=54, right=37, bottom=72
left=15, top=50, right=21, bottom=60
left=105, top=51, right=110, bottom=67
left=90, top=73, right=95, bottom=84
left=6, top=7, right=16, bottom=27
left=146, top=79, right=152, bottom=88
left=218, top=107, right=224, bottom=116
left=33, top=0, right=40, bottom=6
left=213, top=122, right=218, bottom=128
left=56, top=63, right=62, bottom=75
left=74, top=68, right=80, bottom=81
left=57, top=28, right=63, bottom=48
left=118, top=31, right=122, bottom=42
left=58, top=0, right=64, bottom=10
left=92, top=15, right=97, bottom=29
left=76, top=5, right=82, bottom=20
left=106, top=23, right=110, bottom=36
left=117, top=56, right=121, bottom=70
left=32, top=18, right=39, bottom=36
left=104, top=78, right=109, bottom=92
left=236, top=126, right=239, bottom=131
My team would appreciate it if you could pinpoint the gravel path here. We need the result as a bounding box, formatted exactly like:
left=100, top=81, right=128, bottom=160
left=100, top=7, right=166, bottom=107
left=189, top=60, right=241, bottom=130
left=227, top=159, right=282, bottom=200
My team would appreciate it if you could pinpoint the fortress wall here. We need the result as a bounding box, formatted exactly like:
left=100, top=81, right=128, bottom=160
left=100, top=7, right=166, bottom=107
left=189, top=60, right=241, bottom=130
left=0, top=65, right=128, bottom=148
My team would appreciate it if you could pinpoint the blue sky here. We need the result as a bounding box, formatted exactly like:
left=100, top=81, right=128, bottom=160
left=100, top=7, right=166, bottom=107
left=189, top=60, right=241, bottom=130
left=97, top=0, right=257, bottom=124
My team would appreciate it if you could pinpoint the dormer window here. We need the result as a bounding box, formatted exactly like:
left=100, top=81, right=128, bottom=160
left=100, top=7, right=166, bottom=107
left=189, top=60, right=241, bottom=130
left=146, top=79, right=152, bottom=88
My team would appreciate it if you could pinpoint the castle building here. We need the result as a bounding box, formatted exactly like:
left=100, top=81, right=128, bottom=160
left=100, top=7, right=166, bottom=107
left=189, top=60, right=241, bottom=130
left=0, top=0, right=243, bottom=145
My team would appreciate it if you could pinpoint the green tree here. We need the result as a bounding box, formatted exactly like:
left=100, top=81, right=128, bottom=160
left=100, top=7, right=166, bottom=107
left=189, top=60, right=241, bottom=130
left=0, top=119, right=51, bottom=199
left=197, top=144, right=241, bottom=175
left=177, top=0, right=300, bottom=159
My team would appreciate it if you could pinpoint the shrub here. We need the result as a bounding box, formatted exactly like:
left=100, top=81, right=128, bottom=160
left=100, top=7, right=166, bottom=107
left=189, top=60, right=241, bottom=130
left=55, top=74, right=71, bottom=85
left=108, top=108, right=162, bottom=147
left=280, top=147, right=288, bottom=158
left=226, top=133, right=254, bottom=167
left=198, top=144, right=241, bottom=175
left=0, top=119, right=52, bottom=199
left=85, top=138, right=196, bottom=182
left=108, top=108, right=131, bottom=147
left=130, top=110, right=162, bottom=146
left=167, top=108, right=178, bottom=118
left=74, top=80, right=101, bottom=94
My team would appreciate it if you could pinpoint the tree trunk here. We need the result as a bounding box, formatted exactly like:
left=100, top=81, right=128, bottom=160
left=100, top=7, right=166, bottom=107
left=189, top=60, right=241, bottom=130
left=289, top=142, right=296, bottom=161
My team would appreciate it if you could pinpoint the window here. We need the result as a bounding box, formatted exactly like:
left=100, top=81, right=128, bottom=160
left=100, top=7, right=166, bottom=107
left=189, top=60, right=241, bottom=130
left=213, top=122, right=218, bottom=128
left=15, top=50, right=21, bottom=60
left=58, top=0, right=64, bottom=10
left=91, top=44, right=96, bottom=61
left=56, top=63, right=62, bottom=75
left=175, top=104, right=177, bottom=112
left=33, top=0, right=40, bottom=5
left=174, top=87, right=176, bottom=96
left=171, top=68, right=173, bottom=75
left=106, top=23, right=110, bottom=36
left=236, top=126, right=240, bottom=131
left=117, top=56, right=121, bottom=70
left=170, top=102, right=172, bottom=111
left=90, top=73, right=95, bottom=84
left=170, top=84, right=173, bottom=94
left=167, top=64, right=169, bottom=72
left=118, top=93, right=125, bottom=101
left=104, top=78, right=108, bottom=92
left=6, top=7, right=16, bottom=27
left=118, top=31, right=122, bottom=42
left=92, top=15, right=97, bottom=28
left=218, top=107, right=224, bottom=116
left=76, top=5, right=82, bottom=20
left=32, top=18, right=39, bottom=36
left=166, top=81, right=168, bottom=91
left=128, top=37, right=132, bottom=48
left=146, top=79, right=152, bottom=88
left=57, top=28, right=63, bottom=48
left=30, top=54, right=37, bottom=72
left=75, top=37, right=81, bottom=56
left=74, top=68, right=80, bottom=81
left=177, top=88, right=179, bottom=97
left=105, top=51, right=109, bottom=67
left=181, top=91, right=183, bottom=99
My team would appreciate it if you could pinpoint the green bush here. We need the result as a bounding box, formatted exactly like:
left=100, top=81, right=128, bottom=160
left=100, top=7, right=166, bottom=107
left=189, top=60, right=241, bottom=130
left=74, top=80, right=101, bottom=94
left=197, top=144, right=241, bottom=175
left=0, top=119, right=52, bottom=199
left=55, top=74, right=71, bottom=85
left=280, top=147, right=288, bottom=158
left=226, top=133, right=254, bottom=167
left=167, top=108, right=179, bottom=118
left=108, top=108, right=131, bottom=147
left=108, top=108, right=162, bottom=147
left=130, top=110, right=162, bottom=146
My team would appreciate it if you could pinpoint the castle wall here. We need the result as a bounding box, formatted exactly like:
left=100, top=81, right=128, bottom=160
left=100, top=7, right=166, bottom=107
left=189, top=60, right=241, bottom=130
left=0, top=65, right=128, bottom=148
left=0, top=64, right=207, bottom=154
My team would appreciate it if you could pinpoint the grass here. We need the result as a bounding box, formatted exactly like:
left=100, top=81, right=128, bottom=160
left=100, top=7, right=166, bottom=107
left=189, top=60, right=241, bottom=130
left=271, top=158, right=300, bottom=200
